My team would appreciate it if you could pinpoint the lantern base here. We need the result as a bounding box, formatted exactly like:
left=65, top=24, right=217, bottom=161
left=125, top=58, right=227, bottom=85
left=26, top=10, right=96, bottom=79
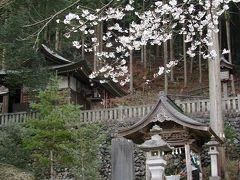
left=146, top=158, right=167, bottom=180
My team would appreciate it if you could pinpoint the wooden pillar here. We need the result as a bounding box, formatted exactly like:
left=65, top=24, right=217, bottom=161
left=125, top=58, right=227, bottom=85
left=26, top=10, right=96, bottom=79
left=198, top=153, right=203, bottom=180
left=185, top=143, right=192, bottom=180
left=2, top=94, right=9, bottom=113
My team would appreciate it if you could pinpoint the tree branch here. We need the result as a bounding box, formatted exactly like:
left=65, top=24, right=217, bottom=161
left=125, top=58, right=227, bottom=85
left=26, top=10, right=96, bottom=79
left=33, top=0, right=82, bottom=49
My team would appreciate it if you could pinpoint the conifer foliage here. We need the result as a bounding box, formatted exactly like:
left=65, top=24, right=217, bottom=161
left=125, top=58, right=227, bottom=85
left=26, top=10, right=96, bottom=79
left=0, top=78, right=106, bottom=179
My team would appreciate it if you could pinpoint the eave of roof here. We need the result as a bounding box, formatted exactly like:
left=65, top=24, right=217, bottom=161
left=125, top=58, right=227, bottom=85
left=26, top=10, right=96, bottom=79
left=40, top=44, right=72, bottom=65
left=42, top=44, right=127, bottom=98
left=118, top=91, right=223, bottom=143
left=220, top=56, right=234, bottom=70
left=49, top=60, right=127, bottom=97
left=49, top=60, right=92, bottom=85
left=96, top=80, right=127, bottom=97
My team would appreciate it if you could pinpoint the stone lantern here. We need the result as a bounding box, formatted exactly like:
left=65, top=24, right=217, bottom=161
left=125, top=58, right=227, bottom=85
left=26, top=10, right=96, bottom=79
left=220, top=56, right=234, bottom=98
left=139, top=125, right=172, bottom=180
left=206, top=136, right=220, bottom=180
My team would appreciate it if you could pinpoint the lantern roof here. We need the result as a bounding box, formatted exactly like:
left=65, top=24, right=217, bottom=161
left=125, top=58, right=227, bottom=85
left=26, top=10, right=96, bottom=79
left=139, top=125, right=173, bottom=151
left=139, top=134, right=173, bottom=151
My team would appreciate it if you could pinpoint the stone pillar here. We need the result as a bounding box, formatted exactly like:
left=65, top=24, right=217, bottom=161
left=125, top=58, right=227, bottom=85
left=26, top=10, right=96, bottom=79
left=207, top=137, right=220, bottom=180
left=111, top=138, right=135, bottom=180
left=209, top=147, right=220, bottom=180
left=146, top=152, right=167, bottom=180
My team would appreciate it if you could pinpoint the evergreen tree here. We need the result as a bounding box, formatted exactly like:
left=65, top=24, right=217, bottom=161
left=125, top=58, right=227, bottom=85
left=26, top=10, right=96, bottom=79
left=22, top=79, right=74, bottom=179
left=22, top=78, right=105, bottom=179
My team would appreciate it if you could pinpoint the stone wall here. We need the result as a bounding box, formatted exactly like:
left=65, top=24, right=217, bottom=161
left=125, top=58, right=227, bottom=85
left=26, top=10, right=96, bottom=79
left=196, top=113, right=240, bottom=155
left=98, top=114, right=240, bottom=179
left=225, top=115, right=240, bottom=157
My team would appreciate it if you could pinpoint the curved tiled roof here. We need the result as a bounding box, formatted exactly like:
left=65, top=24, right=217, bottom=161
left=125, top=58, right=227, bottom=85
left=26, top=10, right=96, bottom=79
left=119, top=91, right=222, bottom=144
left=42, top=44, right=127, bottom=97
left=40, top=44, right=72, bottom=64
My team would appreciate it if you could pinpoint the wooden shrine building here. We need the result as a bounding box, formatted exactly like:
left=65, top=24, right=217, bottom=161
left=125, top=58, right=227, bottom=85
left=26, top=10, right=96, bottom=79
left=40, top=44, right=127, bottom=109
left=118, top=91, right=223, bottom=179
left=0, top=44, right=127, bottom=113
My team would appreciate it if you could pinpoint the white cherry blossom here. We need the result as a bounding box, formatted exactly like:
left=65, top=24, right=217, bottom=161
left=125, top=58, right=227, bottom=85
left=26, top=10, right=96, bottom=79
left=61, top=0, right=239, bottom=86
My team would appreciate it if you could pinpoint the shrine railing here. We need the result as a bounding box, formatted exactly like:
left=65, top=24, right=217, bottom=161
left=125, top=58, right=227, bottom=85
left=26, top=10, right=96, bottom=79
left=175, top=95, right=240, bottom=115
left=0, top=95, right=240, bottom=127
left=80, top=104, right=155, bottom=122
left=0, top=111, right=38, bottom=127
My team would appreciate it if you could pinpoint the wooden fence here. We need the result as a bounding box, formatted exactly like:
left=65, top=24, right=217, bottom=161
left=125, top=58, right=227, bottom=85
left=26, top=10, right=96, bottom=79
left=1, top=95, right=240, bottom=127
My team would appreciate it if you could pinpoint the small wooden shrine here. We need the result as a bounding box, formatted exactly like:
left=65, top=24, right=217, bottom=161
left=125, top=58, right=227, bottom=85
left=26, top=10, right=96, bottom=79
left=118, top=91, right=223, bottom=180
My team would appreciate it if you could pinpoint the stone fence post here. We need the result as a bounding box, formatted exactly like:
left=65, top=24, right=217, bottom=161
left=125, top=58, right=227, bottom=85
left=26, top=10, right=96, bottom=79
left=119, top=106, right=123, bottom=121
left=238, top=94, right=240, bottom=112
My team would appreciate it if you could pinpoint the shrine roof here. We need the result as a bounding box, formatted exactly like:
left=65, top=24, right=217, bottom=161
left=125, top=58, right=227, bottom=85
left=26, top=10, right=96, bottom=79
left=99, top=80, right=127, bottom=97
left=220, top=56, right=234, bottom=70
left=50, top=61, right=127, bottom=97
left=43, top=45, right=127, bottom=97
left=40, top=44, right=72, bottom=65
left=118, top=91, right=222, bottom=144
left=50, top=60, right=92, bottom=84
